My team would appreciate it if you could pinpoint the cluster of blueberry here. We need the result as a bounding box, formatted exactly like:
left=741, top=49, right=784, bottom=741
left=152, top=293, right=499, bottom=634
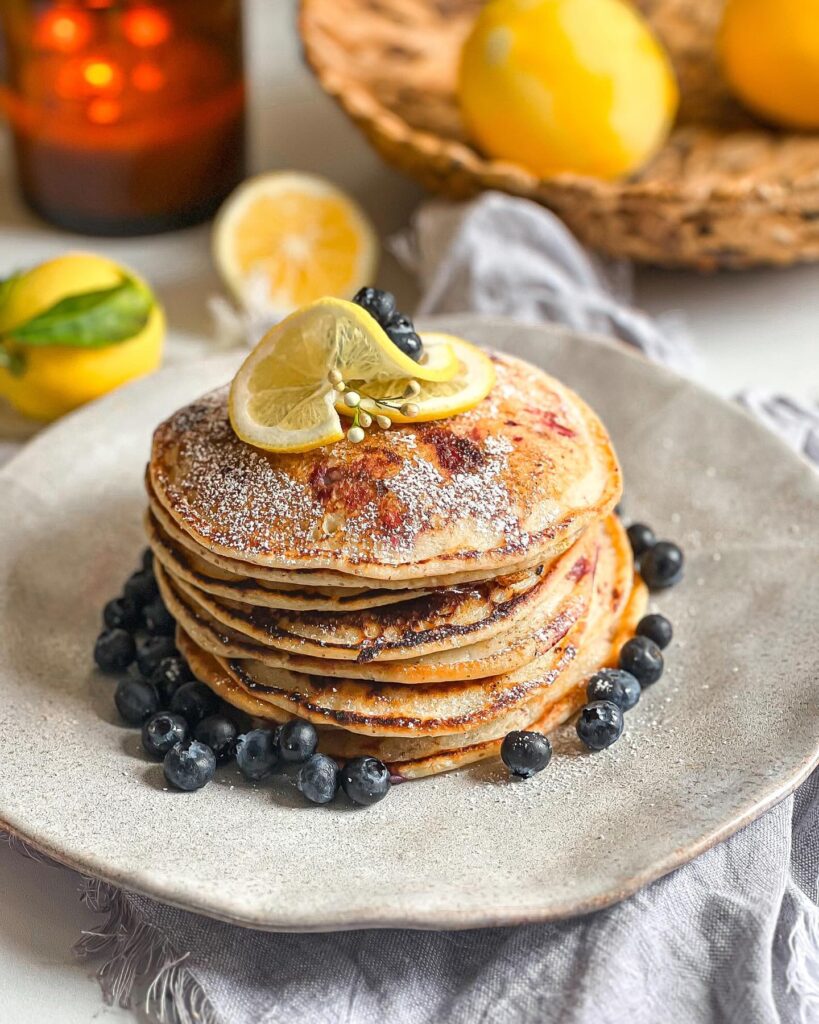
left=352, top=287, right=423, bottom=362
left=499, top=521, right=683, bottom=778
left=93, top=549, right=177, bottom=677
left=93, top=551, right=392, bottom=806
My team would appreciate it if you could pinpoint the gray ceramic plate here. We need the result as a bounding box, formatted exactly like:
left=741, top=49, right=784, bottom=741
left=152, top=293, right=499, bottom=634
left=0, top=316, right=817, bottom=932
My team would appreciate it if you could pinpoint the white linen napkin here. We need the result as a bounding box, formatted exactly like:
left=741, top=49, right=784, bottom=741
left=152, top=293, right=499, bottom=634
left=393, top=191, right=700, bottom=376
left=3, top=192, right=818, bottom=1024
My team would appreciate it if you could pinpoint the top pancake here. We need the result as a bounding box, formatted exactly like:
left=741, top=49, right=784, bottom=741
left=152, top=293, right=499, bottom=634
left=149, top=352, right=621, bottom=581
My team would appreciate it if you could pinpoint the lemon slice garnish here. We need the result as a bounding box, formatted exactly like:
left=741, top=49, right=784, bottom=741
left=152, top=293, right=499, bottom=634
left=229, top=300, right=460, bottom=453
left=337, top=334, right=495, bottom=424
left=213, top=172, right=379, bottom=313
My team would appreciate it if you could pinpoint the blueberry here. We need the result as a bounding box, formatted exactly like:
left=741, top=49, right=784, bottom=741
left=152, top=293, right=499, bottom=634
left=194, top=714, right=237, bottom=764
left=340, top=756, right=391, bottom=806
left=103, top=596, right=141, bottom=631
left=297, top=753, right=340, bottom=805
left=149, top=656, right=193, bottom=706
left=143, top=598, right=175, bottom=637
left=141, top=547, right=154, bottom=571
left=136, top=635, right=177, bottom=677
left=94, top=628, right=136, bottom=673
left=619, top=636, right=664, bottom=686
left=123, top=569, right=158, bottom=608
left=170, top=681, right=220, bottom=727
left=163, top=740, right=216, bottom=791
left=636, top=613, right=673, bottom=650
left=235, top=728, right=279, bottom=781
left=277, top=719, right=318, bottom=764
left=352, top=286, right=396, bottom=326
left=576, top=700, right=624, bottom=751
left=586, top=668, right=641, bottom=712
left=115, top=677, right=159, bottom=725
left=640, top=542, right=684, bottom=590
left=626, top=523, right=656, bottom=558
left=142, top=712, right=188, bottom=758
left=384, top=314, right=423, bottom=362
left=500, top=731, right=553, bottom=778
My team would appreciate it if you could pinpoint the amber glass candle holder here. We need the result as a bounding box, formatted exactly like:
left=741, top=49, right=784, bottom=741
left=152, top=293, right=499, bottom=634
left=0, top=0, right=246, bottom=236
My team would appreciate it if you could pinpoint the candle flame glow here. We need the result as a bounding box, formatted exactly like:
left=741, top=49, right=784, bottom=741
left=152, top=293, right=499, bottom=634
left=81, top=59, right=123, bottom=93
left=36, top=10, right=93, bottom=53
left=83, top=61, right=116, bottom=89
left=123, top=8, right=172, bottom=48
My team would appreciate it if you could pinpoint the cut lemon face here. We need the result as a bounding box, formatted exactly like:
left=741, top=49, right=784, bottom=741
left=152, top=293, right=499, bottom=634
left=213, top=172, right=378, bottom=314
left=337, top=334, right=496, bottom=424
left=229, top=299, right=460, bottom=453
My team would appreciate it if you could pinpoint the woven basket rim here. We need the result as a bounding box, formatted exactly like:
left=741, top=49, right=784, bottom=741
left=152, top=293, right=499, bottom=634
left=299, top=0, right=819, bottom=207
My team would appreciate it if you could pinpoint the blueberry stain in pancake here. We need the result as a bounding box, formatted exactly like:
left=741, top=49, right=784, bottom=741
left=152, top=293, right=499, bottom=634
left=419, top=424, right=485, bottom=474
left=523, top=406, right=576, bottom=438
left=567, top=556, right=592, bottom=582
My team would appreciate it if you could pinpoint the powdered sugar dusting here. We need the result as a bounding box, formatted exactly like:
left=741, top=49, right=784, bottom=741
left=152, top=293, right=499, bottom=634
left=150, top=354, right=605, bottom=570
left=339, top=432, right=524, bottom=561
left=153, top=389, right=324, bottom=565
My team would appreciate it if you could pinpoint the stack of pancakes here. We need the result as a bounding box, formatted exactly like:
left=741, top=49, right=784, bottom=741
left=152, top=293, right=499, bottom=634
left=146, top=353, right=646, bottom=779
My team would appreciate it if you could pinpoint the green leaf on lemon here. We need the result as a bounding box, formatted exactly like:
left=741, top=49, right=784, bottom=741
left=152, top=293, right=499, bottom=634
left=2, top=276, right=153, bottom=349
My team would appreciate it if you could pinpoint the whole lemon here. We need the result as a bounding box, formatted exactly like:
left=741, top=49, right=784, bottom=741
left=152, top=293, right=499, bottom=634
left=719, top=0, right=819, bottom=129
left=457, top=0, right=678, bottom=180
left=0, top=252, right=164, bottom=421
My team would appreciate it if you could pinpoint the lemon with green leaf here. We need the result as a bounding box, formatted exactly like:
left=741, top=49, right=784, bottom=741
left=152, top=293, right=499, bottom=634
left=0, top=252, right=164, bottom=421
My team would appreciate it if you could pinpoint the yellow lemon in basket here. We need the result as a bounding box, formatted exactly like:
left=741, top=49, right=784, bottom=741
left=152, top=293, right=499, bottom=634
left=0, top=252, right=164, bottom=422
left=719, top=0, right=819, bottom=129
left=457, top=0, right=678, bottom=180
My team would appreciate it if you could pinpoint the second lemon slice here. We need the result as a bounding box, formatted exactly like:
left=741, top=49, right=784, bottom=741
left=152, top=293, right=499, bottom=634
left=337, top=334, right=496, bottom=424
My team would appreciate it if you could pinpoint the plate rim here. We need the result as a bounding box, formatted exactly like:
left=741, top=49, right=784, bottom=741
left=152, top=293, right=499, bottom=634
left=2, top=747, right=817, bottom=933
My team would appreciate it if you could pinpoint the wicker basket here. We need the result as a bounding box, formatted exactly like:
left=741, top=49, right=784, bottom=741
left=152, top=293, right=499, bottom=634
left=299, top=0, right=819, bottom=270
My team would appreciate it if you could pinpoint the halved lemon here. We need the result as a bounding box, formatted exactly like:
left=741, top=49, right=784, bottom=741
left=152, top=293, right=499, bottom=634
left=213, top=172, right=378, bottom=314
left=337, top=334, right=496, bottom=424
left=229, top=299, right=460, bottom=453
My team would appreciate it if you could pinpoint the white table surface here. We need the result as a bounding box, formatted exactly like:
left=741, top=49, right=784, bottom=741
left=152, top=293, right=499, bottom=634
left=0, top=2, right=817, bottom=1021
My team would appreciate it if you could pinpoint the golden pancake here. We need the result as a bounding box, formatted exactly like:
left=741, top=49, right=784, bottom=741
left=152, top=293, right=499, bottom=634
left=157, top=550, right=564, bottom=663
left=146, top=511, right=436, bottom=611
left=176, top=562, right=646, bottom=775
left=389, top=572, right=647, bottom=779
left=179, top=626, right=575, bottom=760
left=159, top=522, right=599, bottom=683
left=149, top=353, right=620, bottom=581
left=176, top=512, right=628, bottom=741
left=147, top=475, right=554, bottom=591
